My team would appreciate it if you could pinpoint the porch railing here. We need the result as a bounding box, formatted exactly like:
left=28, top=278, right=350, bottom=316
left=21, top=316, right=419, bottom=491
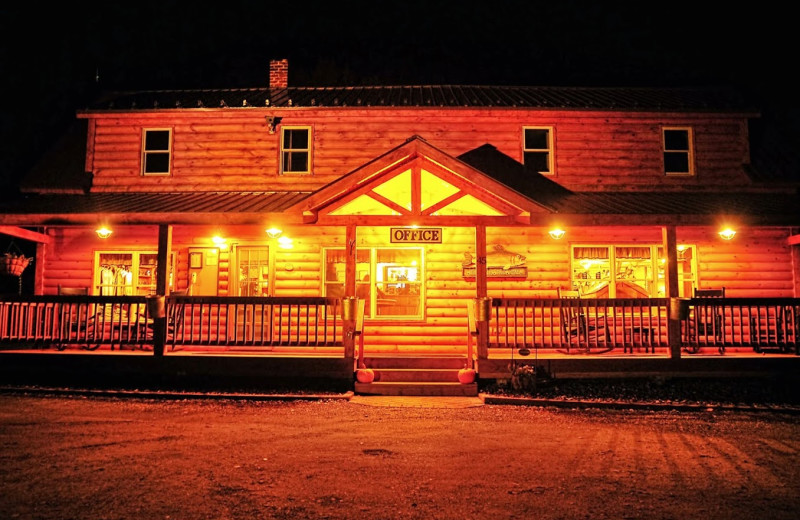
left=169, top=296, right=341, bottom=349
left=488, top=297, right=799, bottom=354
left=0, top=295, right=342, bottom=351
left=489, top=298, right=669, bottom=353
left=681, top=297, right=799, bottom=353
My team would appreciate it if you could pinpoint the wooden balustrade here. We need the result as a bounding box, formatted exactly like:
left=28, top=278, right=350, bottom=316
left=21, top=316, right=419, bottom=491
left=0, top=295, right=342, bottom=351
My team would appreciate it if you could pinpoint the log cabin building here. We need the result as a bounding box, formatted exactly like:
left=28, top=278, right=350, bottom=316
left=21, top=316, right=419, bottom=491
left=1, top=59, right=798, bottom=394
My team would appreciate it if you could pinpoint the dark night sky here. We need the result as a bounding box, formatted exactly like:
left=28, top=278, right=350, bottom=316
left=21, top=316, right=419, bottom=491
left=2, top=1, right=797, bottom=191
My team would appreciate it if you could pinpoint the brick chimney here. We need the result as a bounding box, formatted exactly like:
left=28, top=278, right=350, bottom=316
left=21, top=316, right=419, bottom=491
left=269, top=59, right=289, bottom=89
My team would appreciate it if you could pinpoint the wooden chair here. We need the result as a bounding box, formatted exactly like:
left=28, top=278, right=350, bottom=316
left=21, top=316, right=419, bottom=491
left=56, top=285, right=98, bottom=350
left=558, top=287, right=609, bottom=352
left=693, top=287, right=725, bottom=353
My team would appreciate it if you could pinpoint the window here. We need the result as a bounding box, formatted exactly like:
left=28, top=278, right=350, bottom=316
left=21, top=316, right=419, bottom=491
left=281, top=127, right=311, bottom=174
left=522, top=127, right=553, bottom=175
left=141, top=129, right=172, bottom=175
left=323, top=247, right=424, bottom=320
left=571, top=244, right=696, bottom=298
left=94, top=251, right=174, bottom=296
left=663, top=127, right=694, bottom=176
left=236, top=246, right=270, bottom=296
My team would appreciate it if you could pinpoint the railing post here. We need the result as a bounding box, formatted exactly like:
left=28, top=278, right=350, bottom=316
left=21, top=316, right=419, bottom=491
left=474, top=296, right=491, bottom=361
left=147, top=295, right=167, bottom=357
left=668, top=297, right=689, bottom=358
left=342, top=296, right=357, bottom=366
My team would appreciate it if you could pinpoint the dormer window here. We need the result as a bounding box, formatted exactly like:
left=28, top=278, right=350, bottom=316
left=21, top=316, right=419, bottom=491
left=663, top=127, right=694, bottom=176
left=281, top=127, right=311, bottom=174
left=141, top=129, right=172, bottom=176
left=523, top=127, right=553, bottom=175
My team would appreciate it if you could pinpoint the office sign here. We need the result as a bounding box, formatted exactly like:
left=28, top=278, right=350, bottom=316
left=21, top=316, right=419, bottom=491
left=390, top=227, right=442, bottom=243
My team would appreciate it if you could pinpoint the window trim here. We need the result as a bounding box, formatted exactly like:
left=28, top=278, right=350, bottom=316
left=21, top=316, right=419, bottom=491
left=522, top=126, right=554, bottom=175
left=280, top=126, right=312, bottom=175
left=141, top=128, right=173, bottom=176
left=662, top=126, right=695, bottom=176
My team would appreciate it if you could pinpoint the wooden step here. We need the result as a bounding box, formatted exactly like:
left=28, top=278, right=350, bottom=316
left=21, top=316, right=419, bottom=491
left=354, top=381, right=478, bottom=397
left=373, top=368, right=461, bottom=383
left=355, top=355, right=477, bottom=396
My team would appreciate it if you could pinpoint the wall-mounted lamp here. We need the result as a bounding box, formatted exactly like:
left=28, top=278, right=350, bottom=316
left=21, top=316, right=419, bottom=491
left=548, top=228, right=566, bottom=240
left=266, top=116, right=283, bottom=134
left=265, top=227, right=283, bottom=239
left=212, top=235, right=228, bottom=250
left=718, top=228, right=736, bottom=241
left=96, top=226, right=112, bottom=239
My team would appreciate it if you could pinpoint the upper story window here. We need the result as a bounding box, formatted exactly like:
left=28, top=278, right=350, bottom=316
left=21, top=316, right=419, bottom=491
left=523, top=127, right=553, bottom=175
left=663, top=127, right=694, bottom=176
left=281, top=127, right=311, bottom=174
left=141, top=129, right=172, bottom=176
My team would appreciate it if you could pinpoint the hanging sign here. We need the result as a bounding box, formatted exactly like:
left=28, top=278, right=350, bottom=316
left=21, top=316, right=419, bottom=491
left=390, top=227, right=442, bottom=243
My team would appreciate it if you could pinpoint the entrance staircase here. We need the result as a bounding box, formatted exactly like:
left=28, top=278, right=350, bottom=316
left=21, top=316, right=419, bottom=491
left=354, top=355, right=478, bottom=397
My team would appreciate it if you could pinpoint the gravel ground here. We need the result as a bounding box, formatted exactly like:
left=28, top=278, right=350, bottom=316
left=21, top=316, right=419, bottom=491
left=483, top=375, right=800, bottom=409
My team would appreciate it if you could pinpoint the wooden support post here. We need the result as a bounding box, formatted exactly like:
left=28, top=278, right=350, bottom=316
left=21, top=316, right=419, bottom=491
left=152, top=224, right=172, bottom=357
left=343, top=224, right=357, bottom=362
left=475, top=225, right=489, bottom=361
left=663, top=225, right=682, bottom=359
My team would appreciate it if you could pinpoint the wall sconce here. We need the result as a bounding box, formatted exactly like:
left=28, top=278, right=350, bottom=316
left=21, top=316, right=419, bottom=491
left=718, top=228, right=736, bottom=240
left=548, top=228, right=566, bottom=240
left=265, top=227, right=283, bottom=239
left=96, top=226, right=113, bottom=239
left=212, top=235, right=228, bottom=250
left=266, top=116, right=283, bottom=134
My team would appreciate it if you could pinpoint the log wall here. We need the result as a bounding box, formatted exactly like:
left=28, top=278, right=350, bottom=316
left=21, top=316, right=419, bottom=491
left=85, top=109, right=754, bottom=193
left=40, top=224, right=796, bottom=352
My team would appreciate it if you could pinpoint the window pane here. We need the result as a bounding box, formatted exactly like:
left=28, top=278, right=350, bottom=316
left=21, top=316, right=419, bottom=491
left=288, top=151, right=308, bottom=172
left=144, top=152, right=170, bottom=173
left=664, top=152, right=689, bottom=173
left=237, top=247, right=269, bottom=296
left=286, top=129, right=308, bottom=148
left=376, top=248, right=421, bottom=317
left=524, top=151, right=549, bottom=173
left=145, top=130, right=170, bottom=151
left=524, top=128, right=548, bottom=149
left=664, top=130, right=688, bottom=151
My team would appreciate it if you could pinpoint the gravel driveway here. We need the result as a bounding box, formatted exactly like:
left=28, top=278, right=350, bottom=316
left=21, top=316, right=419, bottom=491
left=1, top=394, right=798, bottom=520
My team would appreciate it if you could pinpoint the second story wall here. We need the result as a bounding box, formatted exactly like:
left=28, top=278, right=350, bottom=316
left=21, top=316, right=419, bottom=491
left=81, top=107, right=754, bottom=193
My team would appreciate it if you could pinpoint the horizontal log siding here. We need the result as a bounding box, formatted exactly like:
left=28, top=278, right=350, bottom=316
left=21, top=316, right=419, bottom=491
left=680, top=227, right=795, bottom=298
left=39, top=224, right=794, bottom=354
left=86, top=109, right=753, bottom=193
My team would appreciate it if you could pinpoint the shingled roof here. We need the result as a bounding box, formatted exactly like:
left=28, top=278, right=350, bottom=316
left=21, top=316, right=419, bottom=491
left=86, top=85, right=755, bottom=113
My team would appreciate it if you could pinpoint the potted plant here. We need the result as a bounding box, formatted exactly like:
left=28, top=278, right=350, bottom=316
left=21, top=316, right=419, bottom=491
left=0, top=252, right=31, bottom=277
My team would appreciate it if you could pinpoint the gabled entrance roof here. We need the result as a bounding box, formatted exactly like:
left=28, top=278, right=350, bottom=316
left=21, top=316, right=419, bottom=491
left=293, top=136, right=552, bottom=226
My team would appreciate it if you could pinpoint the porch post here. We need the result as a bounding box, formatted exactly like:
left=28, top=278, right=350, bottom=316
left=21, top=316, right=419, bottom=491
left=475, top=225, right=489, bottom=361
left=663, top=225, right=681, bottom=359
left=152, top=224, right=172, bottom=357
left=343, top=224, right=357, bottom=362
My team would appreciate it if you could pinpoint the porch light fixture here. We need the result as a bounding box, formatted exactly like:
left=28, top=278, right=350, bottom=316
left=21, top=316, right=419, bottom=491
left=212, top=235, right=228, bottom=250
left=266, top=116, right=282, bottom=134
left=95, top=226, right=113, bottom=239
left=548, top=228, right=566, bottom=240
left=265, top=227, right=283, bottom=239
left=718, top=228, right=736, bottom=241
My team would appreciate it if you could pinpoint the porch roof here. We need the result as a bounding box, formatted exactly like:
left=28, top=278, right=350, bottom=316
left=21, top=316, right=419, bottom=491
left=0, top=189, right=797, bottom=228
left=544, top=192, right=800, bottom=226
left=0, top=191, right=312, bottom=226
